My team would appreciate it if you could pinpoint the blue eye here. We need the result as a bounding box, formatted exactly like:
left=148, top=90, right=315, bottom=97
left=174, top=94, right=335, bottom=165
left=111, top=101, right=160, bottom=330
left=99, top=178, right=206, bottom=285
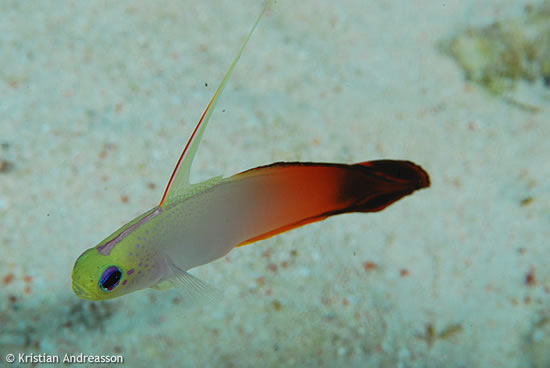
left=99, top=266, right=122, bottom=292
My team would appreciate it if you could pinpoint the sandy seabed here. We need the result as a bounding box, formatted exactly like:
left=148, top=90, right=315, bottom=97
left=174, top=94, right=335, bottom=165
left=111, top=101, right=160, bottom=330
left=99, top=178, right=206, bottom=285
left=1, top=0, right=549, bottom=367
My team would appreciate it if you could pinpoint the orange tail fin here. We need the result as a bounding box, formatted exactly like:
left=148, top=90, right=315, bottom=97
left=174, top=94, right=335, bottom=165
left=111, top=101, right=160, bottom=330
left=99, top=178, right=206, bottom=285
left=233, top=160, right=430, bottom=247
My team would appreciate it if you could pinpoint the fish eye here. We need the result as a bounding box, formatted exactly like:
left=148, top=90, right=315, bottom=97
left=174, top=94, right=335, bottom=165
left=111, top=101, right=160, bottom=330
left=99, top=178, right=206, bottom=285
left=99, top=266, right=123, bottom=292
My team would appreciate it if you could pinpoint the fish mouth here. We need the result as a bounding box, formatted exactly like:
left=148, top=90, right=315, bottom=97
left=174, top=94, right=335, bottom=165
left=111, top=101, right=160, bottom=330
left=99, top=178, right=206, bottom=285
left=72, top=282, right=94, bottom=300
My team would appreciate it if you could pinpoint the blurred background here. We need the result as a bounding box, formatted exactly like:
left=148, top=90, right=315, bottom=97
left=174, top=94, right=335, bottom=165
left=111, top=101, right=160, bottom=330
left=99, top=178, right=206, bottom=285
left=1, top=0, right=549, bottom=366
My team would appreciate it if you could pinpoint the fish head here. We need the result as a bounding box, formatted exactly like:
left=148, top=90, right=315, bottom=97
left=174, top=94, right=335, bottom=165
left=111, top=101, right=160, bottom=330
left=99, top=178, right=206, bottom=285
left=71, top=247, right=132, bottom=301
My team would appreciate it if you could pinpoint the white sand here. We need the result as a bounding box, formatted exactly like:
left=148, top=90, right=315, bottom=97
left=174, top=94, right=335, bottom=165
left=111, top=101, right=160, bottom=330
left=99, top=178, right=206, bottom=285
left=1, top=0, right=549, bottom=367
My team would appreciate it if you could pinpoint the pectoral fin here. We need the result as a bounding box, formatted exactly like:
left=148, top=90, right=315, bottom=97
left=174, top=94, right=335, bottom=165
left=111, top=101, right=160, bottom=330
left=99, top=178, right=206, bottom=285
left=153, top=258, right=221, bottom=305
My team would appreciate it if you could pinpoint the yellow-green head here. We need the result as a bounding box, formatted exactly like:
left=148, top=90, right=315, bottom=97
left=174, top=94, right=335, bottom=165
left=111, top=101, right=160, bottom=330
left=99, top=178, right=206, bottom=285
left=71, top=247, right=131, bottom=301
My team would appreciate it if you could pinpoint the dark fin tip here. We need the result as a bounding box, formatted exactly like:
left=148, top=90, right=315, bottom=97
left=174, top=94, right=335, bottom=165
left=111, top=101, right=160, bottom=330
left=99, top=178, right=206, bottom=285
left=358, top=160, right=430, bottom=189
left=343, top=160, right=430, bottom=213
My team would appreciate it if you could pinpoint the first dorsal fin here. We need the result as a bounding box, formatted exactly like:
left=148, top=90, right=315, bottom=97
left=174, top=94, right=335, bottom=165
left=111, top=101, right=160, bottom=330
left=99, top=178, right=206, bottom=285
left=159, top=1, right=272, bottom=207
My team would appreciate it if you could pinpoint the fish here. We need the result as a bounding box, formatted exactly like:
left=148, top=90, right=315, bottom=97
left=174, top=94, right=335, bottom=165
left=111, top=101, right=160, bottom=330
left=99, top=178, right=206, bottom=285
left=71, top=0, right=430, bottom=302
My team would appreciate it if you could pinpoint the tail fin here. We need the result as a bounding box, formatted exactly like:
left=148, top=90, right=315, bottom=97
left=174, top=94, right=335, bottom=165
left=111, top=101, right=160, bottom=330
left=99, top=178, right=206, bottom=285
left=343, top=160, right=430, bottom=213
left=231, top=160, right=430, bottom=247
